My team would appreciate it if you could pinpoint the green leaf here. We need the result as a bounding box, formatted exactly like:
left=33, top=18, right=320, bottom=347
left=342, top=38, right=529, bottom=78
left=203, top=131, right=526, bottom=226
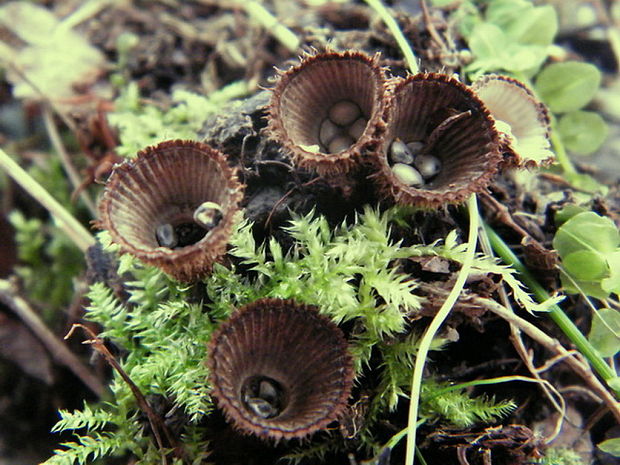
left=601, top=251, right=620, bottom=295
left=467, top=23, right=509, bottom=65
left=553, top=212, right=619, bottom=257
left=562, top=250, right=607, bottom=281
left=589, top=309, right=620, bottom=357
left=485, top=0, right=532, bottom=29
left=535, top=62, right=602, bottom=113
left=0, top=2, right=105, bottom=104
left=554, top=204, right=589, bottom=226
left=607, top=377, right=620, bottom=392
left=558, top=111, right=609, bottom=155
left=565, top=172, right=608, bottom=196
left=466, top=23, right=547, bottom=75
left=553, top=212, right=620, bottom=298
left=0, top=2, right=59, bottom=45
left=509, top=5, right=558, bottom=46
left=486, top=0, right=558, bottom=46
left=598, top=438, right=620, bottom=457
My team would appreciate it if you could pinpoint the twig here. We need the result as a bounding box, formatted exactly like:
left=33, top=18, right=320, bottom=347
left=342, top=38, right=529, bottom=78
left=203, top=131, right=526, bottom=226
left=478, top=224, right=565, bottom=428
left=476, top=296, right=620, bottom=425
left=550, top=126, right=577, bottom=175
left=0, top=148, right=95, bottom=252
left=405, top=194, right=479, bottom=465
left=0, top=279, right=105, bottom=397
left=234, top=0, right=300, bottom=54
left=483, top=222, right=618, bottom=392
left=265, top=177, right=321, bottom=227
left=66, top=324, right=178, bottom=465
left=43, top=106, right=97, bottom=217
left=364, top=0, right=419, bottom=74
left=56, top=0, right=116, bottom=33
left=420, top=0, right=449, bottom=52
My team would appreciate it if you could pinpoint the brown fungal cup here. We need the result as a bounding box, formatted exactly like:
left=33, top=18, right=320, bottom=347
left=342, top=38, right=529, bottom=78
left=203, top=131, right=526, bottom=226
left=207, top=298, right=354, bottom=441
left=372, top=73, right=502, bottom=208
left=268, top=51, right=388, bottom=175
left=472, top=75, right=553, bottom=168
left=97, top=140, right=243, bottom=282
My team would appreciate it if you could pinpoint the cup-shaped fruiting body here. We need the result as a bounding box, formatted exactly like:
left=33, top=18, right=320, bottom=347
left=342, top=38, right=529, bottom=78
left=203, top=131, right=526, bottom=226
left=268, top=51, right=388, bottom=175
left=372, top=73, right=502, bottom=208
left=98, top=140, right=243, bottom=282
left=207, top=298, right=354, bottom=441
left=472, top=75, right=553, bottom=168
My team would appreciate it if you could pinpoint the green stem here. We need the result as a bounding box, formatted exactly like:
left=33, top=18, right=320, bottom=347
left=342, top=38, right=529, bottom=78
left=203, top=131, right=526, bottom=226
left=0, top=148, right=95, bottom=252
left=405, top=194, right=479, bottom=465
left=240, top=1, right=300, bottom=54
left=57, top=0, right=115, bottom=33
left=550, top=128, right=576, bottom=175
left=363, top=0, right=419, bottom=74
left=431, top=375, right=557, bottom=397
left=483, top=223, right=617, bottom=387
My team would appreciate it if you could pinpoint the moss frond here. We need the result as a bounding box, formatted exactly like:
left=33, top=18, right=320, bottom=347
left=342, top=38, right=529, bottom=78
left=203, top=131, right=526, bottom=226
left=421, top=381, right=517, bottom=428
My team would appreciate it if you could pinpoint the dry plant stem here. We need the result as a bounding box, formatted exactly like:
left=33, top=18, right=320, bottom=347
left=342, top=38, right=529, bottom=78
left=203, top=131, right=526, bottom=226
left=560, top=385, right=602, bottom=404
left=0, top=148, right=95, bottom=252
left=478, top=225, right=564, bottom=419
left=484, top=224, right=617, bottom=389
left=235, top=0, right=300, bottom=53
left=0, top=279, right=105, bottom=397
left=479, top=192, right=530, bottom=238
left=550, top=124, right=577, bottom=176
left=265, top=177, right=321, bottom=227
left=405, top=194, right=479, bottom=465
left=43, top=106, right=97, bottom=217
left=56, top=0, right=116, bottom=32
left=66, top=324, right=177, bottom=465
left=363, top=0, right=419, bottom=74
left=477, top=296, right=620, bottom=425
left=420, top=0, right=448, bottom=52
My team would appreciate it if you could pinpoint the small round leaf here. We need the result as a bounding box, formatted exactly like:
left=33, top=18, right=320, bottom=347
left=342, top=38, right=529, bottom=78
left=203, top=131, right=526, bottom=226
left=535, top=62, right=601, bottom=113
left=558, top=111, right=608, bottom=155
left=563, top=250, right=608, bottom=281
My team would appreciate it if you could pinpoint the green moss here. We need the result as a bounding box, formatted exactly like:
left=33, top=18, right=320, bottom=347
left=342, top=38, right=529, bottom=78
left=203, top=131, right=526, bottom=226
left=45, top=209, right=518, bottom=464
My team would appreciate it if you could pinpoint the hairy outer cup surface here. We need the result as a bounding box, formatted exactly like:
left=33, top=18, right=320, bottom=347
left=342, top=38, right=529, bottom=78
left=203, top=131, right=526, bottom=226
left=98, top=140, right=243, bottom=282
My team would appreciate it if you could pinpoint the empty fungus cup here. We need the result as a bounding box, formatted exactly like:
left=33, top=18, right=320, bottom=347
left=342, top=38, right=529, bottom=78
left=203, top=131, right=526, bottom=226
left=472, top=75, right=553, bottom=168
left=97, top=140, right=243, bottom=282
left=268, top=50, right=388, bottom=175
left=371, top=73, right=502, bottom=208
left=207, top=298, right=354, bottom=441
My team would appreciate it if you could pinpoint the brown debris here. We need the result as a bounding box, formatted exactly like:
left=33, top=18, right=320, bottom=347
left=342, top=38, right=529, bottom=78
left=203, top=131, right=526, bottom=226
left=428, top=424, right=543, bottom=465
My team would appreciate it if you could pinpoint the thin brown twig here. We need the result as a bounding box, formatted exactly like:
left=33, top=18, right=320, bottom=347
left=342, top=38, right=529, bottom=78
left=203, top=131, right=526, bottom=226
left=65, top=324, right=178, bottom=465
left=478, top=223, right=565, bottom=434
left=479, top=192, right=530, bottom=238
left=265, top=177, right=322, bottom=227
left=559, top=385, right=603, bottom=404
left=475, top=296, right=620, bottom=425
left=420, top=0, right=449, bottom=53
left=535, top=351, right=581, bottom=374
left=4, top=58, right=97, bottom=216
left=0, top=279, right=105, bottom=397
